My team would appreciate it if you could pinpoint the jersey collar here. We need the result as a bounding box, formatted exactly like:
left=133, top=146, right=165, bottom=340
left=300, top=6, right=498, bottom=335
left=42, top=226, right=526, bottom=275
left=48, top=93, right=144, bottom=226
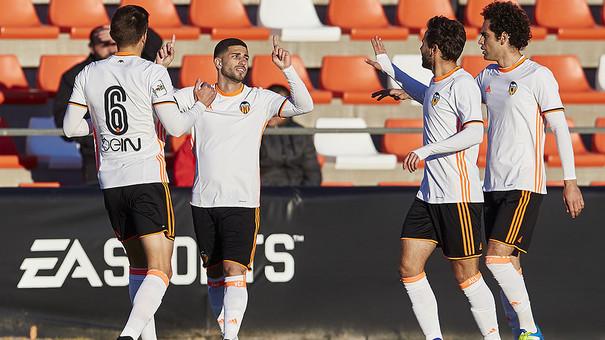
left=498, top=55, right=527, bottom=73
left=433, top=66, right=461, bottom=83
left=216, top=83, right=244, bottom=97
left=114, top=51, right=137, bottom=57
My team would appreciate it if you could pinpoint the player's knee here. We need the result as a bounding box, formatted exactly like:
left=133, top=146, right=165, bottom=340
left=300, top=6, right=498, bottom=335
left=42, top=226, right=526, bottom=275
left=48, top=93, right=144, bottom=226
left=399, top=261, right=422, bottom=279
left=223, top=261, right=247, bottom=277
left=486, top=240, right=514, bottom=256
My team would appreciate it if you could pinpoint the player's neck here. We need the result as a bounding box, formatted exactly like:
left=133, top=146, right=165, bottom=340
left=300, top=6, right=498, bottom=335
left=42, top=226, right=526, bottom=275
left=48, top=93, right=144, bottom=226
left=216, top=77, right=244, bottom=95
left=497, top=51, right=523, bottom=69
left=432, top=61, right=458, bottom=79
left=116, top=45, right=143, bottom=57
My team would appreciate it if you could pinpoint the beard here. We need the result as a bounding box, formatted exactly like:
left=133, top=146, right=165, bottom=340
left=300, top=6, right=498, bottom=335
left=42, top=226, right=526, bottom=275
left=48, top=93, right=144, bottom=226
left=221, top=67, right=247, bottom=82
left=421, top=53, right=432, bottom=70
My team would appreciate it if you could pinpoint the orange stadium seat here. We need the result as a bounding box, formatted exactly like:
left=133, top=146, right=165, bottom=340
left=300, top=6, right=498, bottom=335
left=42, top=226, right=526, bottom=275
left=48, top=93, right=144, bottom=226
left=378, top=181, right=421, bottom=186
left=0, top=117, right=37, bottom=169
left=593, top=117, right=605, bottom=154
left=250, top=55, right=332, bottom=104
left=0, top=55, right=47, bottom=104
left=320, top=56, right=397, bottom=104
left=19, top=182, right=61, bottom=188
left=321, top=181, right=354, bottom=187
left=48, top=0, right=110, bottom=39
left=544, top=118, right=605, bottom=167
left=535, top=0, right=605, bottom=40
left=531, top=55, right=605, bottom=104
left=326, top=0, right=408, bottom=40
left=461, top=55, right=495, bottom=77
left=37, top=55, right=87, bottom=94
left=464, top=0, right=547, bottom=40
left=396, top=0, right=478, bottom=39
left=382, top=118, right=424, bottom=162
left=590, top=181, right=605, bottom=186
left=189, top=0, right=270, bottom=40
left=0, top=0, right=59, bottom=39
left=179, top=55, right=218, bottom=87
left=120, top=0, right=199, bottom=39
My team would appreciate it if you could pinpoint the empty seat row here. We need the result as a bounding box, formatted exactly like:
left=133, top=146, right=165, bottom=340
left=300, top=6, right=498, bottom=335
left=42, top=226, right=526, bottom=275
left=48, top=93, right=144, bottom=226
left=3, top=0, right=605, bottom=41
left=2, top=53, right=605, bottom=106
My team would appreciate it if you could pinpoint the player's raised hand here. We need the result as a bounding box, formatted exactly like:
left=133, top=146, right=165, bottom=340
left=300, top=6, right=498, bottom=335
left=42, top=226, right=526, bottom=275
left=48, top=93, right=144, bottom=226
left=563, top=179, right=584, bottom=218
left=271, top=35, right=291, bottom=70
left=365, top=58, right=383, bottom=72
left=402, top=152, right=420, bottom=173
left=155, top=34, right=176, bottom=68
left=371, top=36, right=387, bottom=55
left=371, top=89, right=410, bottom=101
left=193, top=79, right=217, bottom=107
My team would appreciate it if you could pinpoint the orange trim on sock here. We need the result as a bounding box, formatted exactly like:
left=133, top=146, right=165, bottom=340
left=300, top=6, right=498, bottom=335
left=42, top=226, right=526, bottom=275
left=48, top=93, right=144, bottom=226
left=147, top=269, right=170, bottom=286
left=224, top=280, right=246, bottom=288
left=459, top=272, right=482, bottom=289
left=129, top=267, right=148, bottom=276
left=207, top=279, right=225, bottom=288
left=485, top=256, right=512, bottom=264
left=401, top=272, right=426, bottom=284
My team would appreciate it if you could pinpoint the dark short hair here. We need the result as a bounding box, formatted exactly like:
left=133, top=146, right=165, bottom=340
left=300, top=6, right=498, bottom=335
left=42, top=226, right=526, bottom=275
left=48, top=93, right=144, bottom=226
left=213, top=38, right=248, bottom=58
left=267, top=84, right=290, bottom=96
left=424, top=16, right=466, bottom=62
left=110, top=5, right=149, bottom=47
left=481, top=1, right=531, bottom=50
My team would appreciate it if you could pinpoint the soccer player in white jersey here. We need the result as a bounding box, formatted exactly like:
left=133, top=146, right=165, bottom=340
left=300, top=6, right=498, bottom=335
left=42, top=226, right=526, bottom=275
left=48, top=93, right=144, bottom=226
left=173, top=37, right=313, bottom=340
left=476, top=2, right=584, bottom=339
left=61, top=6, right=215, bottom=340
left=366, top=17, right=501, bottom=340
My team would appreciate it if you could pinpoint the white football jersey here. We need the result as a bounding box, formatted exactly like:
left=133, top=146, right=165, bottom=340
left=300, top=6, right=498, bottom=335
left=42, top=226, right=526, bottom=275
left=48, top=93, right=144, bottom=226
left=476, top=56, right=564, bottom=194
left=69, top=52, right=176, bottom=189
left=186, top=84, right=287, bottom=208
left=418, top=67, right=484, bottom=204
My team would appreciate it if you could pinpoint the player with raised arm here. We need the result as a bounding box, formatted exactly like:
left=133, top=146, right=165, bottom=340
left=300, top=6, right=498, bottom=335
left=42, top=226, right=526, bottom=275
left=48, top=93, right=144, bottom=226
left=173, top=36, right=313, bottom=340
left=366, top=17, right=501, bottom=340
left=477, top=2, right=584, bottom=339
left=61, top=5, right=215, bottom=340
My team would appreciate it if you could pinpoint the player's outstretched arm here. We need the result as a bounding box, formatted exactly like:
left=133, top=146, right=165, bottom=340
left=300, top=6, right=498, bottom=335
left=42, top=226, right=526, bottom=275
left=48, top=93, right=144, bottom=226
left=271, top=36, right=314, bottom=116
left=365, top=36, right=427, bottom=103
left=155, top=79, right=215, bottom=137
left=545, top=110, right=584, bottom=218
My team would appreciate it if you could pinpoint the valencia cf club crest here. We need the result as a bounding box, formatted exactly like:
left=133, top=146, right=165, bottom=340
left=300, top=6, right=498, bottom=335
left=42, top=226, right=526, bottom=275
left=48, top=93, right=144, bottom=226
left=508, top=81, right=518, bottom=96
left=239, top=101, right=251, bottom=114
left=431, top=92, right=440, bottom=106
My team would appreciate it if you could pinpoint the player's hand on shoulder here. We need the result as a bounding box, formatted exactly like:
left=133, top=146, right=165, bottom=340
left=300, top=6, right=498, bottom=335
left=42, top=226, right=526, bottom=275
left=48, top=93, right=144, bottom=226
left=562, top=179, right=584, bottom=218
left=271, top=35, right=291, bottom=70
left=371, top=89, right=410, bottom=101
left=155, top=34, right=176, bottom=68
left=194, top=79, right=217, bottom=107
left=402, top=152, right=420, bottom=173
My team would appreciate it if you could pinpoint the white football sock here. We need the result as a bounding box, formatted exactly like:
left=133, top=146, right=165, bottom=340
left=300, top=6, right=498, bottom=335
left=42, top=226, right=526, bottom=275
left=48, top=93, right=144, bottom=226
left=460, top=273, right=501, bottom=339
left=129, top=268, right=157, bottom=340
left=120, top=270, right=169, bottom=338
left=402, top=272, right=443, bottom=340
left=223, top=275, right=248, bottom=340
left=486, top=256, right=537, bottom=333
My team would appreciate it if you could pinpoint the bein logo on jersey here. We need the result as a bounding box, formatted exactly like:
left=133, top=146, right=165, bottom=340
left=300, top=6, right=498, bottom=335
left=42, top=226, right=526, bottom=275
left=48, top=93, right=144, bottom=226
left=431, top=92, right=440, bottom=106
left=508, top=81, right=518, bottom=96
left=239, top=101, right=251, bottom=114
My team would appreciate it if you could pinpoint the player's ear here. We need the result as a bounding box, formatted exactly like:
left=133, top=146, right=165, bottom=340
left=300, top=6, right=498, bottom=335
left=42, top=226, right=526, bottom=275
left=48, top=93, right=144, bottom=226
left=214, top=57, right=222, bottom=69
left=499, top=32, right=509, bottom=45
left=140, top=30, right=147, bottom=47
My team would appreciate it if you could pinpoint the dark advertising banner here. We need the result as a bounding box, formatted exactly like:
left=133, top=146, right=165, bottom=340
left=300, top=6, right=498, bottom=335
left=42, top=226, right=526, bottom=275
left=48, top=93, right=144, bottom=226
left=1, top=187, right=604, bottom=338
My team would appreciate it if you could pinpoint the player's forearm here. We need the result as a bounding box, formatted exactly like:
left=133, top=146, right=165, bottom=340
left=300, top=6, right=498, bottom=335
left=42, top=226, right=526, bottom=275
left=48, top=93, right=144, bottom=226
left=155, top=101, right=205, bottom=137
left=413, top=123, right=483, bottom=160
left=173, top=87, right=197, bottom=112
left=279, top=66, right=314, bottom=117
left=376, top=54, right=427, bottom=103
left=63, top=104, right=92, bottom=138
left=546, top=110, right=576, bottom=180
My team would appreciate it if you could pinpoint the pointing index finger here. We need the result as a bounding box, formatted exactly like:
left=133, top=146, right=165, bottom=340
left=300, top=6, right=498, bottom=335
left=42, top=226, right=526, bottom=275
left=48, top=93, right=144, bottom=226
left=272, top=35, right=279, bottom=49
left=170, top=34, right=176, bottom=47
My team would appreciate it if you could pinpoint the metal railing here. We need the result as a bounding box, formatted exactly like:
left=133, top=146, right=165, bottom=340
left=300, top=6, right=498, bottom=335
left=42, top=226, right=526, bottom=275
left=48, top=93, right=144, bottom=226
left=2, top=127, right=605, bottom=136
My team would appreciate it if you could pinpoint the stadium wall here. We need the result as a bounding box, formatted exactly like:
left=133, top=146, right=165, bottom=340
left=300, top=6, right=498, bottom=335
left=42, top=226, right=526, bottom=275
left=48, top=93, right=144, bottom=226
left=0, top=187, right=603, bottom=338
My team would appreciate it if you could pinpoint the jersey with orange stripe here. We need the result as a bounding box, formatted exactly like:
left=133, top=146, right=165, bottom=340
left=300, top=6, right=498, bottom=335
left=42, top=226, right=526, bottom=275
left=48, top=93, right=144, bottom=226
left=68, top=53, right=177, bottom=189
left=417, top=67, right=484, bottom=204
left=476, top=56, right=563, bottom=194
left=184, top=84, right=288, bottom=208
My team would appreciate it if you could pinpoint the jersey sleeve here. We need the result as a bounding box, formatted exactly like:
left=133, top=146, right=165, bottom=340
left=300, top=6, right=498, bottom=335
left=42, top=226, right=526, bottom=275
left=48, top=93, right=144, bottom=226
left=68, top=66, right=88, bottom=108
left=534, top=66, right=564, bottom=114
left=263, top=89, right=289, bottom=121
left=150, top=66, right=176, bottom=105
left=452, top=76, right=483, bottom=126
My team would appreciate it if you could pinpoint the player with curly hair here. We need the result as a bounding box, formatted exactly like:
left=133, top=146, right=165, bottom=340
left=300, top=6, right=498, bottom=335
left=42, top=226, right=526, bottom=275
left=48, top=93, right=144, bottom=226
left=478, top=2, right=584, bottom=339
